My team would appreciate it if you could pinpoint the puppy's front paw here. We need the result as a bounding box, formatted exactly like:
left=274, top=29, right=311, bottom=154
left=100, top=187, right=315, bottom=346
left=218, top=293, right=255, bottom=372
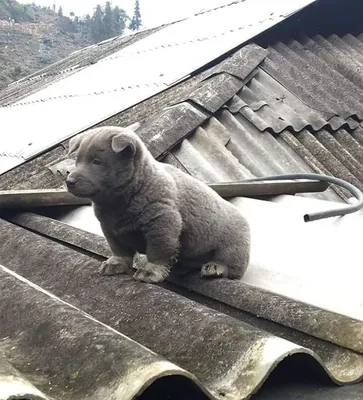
left=100, top=256, right=132, bottom=276
left=133, top=253, right=148, bottom=270
left=133, top=265, right=170, bottom=283
left=201, top=262, right=228, bottom=278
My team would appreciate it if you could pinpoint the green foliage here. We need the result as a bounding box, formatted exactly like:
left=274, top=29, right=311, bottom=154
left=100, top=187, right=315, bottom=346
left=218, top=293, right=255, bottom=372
left=129, top=0, right=142, bottom=31
left=0, top=0, right=130, bottom=44
left=112, top=6, right=126, bottom=34
left=88, top=2, right=128, bottom=42
left=0, top=0, right=133, bottom=89
left=53, top=1, right=129, bottom=43
left=0, top=0, right=35, bottom=22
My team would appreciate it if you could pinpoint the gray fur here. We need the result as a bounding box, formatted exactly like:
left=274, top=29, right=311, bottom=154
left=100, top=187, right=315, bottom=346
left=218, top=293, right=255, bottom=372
left=66, top=126, right=251, bottom=283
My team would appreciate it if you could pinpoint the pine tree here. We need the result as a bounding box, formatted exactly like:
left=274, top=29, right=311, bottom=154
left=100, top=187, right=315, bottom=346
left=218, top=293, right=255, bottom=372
left=81, top=13, right=92, bottom=38
left=112, top=6, right=127, bottom=36
left=91, top=4, right=104, bottom=42
left=76, top=3, right=130, bottom=44
left=129, top=0, right=142, bottom=31
left=57, top=6, right=63, bottom=17
left=102, top=1, right=113, bottom=38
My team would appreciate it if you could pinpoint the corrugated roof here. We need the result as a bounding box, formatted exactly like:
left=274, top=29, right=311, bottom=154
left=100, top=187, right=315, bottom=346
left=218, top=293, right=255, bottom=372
left=0, top=0, right=316, bottom=175
left=263, top=35, right=363, bottom=122
left=222, top=35, right=363, bottom=201
left=1, top=209, right=363, bottom=400
left=0, top=26, right=165, bottom=107
left=1, top=2, right=363, bottom=398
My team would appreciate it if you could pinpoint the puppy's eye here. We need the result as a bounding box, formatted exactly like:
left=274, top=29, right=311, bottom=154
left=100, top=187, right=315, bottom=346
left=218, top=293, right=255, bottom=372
left=92, top=158, right=103, bottom=166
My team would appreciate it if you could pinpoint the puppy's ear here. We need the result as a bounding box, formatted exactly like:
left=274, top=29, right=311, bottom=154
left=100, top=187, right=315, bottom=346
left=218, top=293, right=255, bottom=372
left=111, top=133, right=136, bottom=157
left=68, top=133, right=86, bottom=156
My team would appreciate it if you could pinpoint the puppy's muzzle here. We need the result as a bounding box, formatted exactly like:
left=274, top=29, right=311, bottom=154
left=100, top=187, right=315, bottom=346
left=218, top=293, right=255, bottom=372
left=65, top=175, right=78, bottom=189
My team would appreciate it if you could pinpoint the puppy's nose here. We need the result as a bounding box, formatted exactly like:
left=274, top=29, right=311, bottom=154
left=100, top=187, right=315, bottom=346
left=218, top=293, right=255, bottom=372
left=66, top=175, right=77, bottom=188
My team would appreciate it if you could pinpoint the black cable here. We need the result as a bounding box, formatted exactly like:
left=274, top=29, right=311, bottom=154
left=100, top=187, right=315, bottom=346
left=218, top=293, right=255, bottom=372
left=242, top=173, right=363, bottom=222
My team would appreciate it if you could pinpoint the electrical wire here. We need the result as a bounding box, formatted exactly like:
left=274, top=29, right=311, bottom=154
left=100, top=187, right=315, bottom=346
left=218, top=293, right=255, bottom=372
left=242, top=173, right=363, bottom=222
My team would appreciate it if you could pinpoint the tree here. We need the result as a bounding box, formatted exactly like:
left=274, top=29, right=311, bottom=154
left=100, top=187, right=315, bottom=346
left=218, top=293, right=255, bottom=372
left=57, top=6, right=63, bottom=17
left=112, top=6, right=127, bottom=36
left=79, top=13, right=92, bottom=38
left=129, top=0, right=142, bottom=31
left=102, top=1, right=113, bottom=38
left=90, top=4, right=104, bottom=42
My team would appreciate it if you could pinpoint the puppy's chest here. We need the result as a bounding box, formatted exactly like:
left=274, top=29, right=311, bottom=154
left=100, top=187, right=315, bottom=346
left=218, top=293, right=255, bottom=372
left=95, top=206, right=147, bottom=253
left=110, top=221, right=146, bottom=253
left=106, top=213, right=147, bottom=253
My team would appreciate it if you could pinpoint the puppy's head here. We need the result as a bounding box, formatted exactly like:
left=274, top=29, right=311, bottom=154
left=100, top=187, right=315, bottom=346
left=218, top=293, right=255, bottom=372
left=66, top=126, right=144, bottom=200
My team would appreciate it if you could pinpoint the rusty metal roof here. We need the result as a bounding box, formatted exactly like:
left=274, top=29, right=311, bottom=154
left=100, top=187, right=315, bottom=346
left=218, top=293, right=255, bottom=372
left=1, top=1, right=363, bottom=399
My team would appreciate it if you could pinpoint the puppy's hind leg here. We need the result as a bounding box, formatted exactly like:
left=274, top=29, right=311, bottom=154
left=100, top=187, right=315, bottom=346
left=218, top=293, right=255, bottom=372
left=171, top=258, right=204, bottom=277
left=201, top=262, right=229, bottom=278
left=201, top=241, right=250, bottom=280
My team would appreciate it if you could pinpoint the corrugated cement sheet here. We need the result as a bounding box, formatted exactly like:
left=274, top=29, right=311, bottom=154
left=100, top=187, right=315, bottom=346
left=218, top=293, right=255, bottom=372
left=1, top=40, right=363, bottom=398
left=224, top=34, right=363, bottom=199
left=47, top=118, right=363, bottom=322
left=0, top=0, right=317, bottom=175
left=0, top=26, right=167, bottom=107
left=1, top=213, right=363, bottom=399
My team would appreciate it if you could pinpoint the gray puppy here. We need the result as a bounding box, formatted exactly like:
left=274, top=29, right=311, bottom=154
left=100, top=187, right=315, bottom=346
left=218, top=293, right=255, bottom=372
left=66, top=126, right=251, bottom=283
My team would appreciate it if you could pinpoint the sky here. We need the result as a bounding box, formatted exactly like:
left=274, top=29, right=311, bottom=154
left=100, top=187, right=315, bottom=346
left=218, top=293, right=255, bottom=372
left=17, top=0, right=227, bottom=28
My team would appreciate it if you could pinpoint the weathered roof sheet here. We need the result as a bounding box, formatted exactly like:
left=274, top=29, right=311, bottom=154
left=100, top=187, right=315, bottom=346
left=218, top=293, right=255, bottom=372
left=1, top=1, right=363, bottom=398
left=0, top=26, right=165, bottom=107
left=263, top=35, right=363, bottom=122
left=1, top=211, right=363, bottom=400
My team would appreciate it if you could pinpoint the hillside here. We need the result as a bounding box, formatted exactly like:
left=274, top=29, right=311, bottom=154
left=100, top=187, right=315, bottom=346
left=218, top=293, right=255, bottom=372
left=0, top=0, right=130, bottom=89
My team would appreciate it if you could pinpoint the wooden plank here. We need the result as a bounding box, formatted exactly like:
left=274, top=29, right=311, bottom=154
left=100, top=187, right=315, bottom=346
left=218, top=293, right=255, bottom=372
left=0, top=189, right=91, bottom=209
left=209, top=179, right=329, bottom=198
left=0, top=180, right=328, bottom=210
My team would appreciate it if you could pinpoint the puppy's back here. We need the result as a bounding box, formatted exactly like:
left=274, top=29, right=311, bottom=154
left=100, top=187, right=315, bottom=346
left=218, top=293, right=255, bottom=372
left=162, top=163, right=250, bottom=238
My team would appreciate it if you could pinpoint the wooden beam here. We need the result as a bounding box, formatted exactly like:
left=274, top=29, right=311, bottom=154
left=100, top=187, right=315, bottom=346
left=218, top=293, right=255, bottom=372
left=0, top=180, right=328, bottom=210
left=208, top=179, right=329, bottom=198
left=0, top=189, right=91, bottom=209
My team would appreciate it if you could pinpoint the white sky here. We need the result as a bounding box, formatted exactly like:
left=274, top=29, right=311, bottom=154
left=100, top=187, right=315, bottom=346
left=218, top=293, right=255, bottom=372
left=17, top=0, right=228, bottom=28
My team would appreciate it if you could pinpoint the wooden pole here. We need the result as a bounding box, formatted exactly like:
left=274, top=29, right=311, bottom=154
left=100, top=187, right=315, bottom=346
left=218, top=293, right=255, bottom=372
left=0, top=180, right=328, bottom=210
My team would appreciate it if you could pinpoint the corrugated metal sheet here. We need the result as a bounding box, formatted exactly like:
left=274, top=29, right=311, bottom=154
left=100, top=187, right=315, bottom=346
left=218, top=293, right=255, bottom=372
left=0, top=0, right=316, bottom=175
